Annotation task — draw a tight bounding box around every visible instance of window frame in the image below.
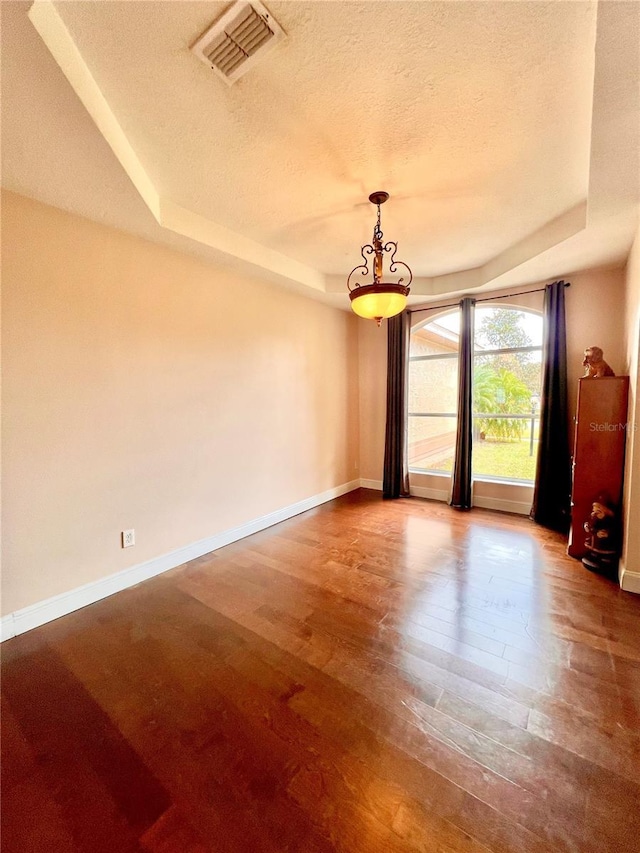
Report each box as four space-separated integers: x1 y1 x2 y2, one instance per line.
408 306 543 483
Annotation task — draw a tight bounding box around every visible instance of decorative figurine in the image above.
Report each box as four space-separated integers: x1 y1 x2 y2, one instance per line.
582 495 620 576
582 346 615 378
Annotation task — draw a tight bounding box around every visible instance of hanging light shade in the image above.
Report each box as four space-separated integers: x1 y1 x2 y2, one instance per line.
347 191 412 326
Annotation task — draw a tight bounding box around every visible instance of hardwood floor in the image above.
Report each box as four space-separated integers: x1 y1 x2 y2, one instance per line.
2 488 640 852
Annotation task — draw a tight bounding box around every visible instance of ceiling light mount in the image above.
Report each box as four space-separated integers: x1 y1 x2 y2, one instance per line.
368 190 389 206
347 191 412 326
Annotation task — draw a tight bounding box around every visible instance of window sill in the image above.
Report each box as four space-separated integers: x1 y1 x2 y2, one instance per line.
409 470 534 489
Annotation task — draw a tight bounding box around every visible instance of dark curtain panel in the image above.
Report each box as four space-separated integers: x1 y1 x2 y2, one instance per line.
383 310 410 499
531 280 571 532
450 297 475 509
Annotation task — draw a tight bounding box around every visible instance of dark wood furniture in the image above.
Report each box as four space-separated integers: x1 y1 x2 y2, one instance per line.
568 376 630 559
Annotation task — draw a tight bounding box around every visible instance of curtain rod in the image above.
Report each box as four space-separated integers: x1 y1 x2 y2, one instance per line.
408 280 571 315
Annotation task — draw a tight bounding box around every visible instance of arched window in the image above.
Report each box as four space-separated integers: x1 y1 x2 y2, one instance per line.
409 306 543 483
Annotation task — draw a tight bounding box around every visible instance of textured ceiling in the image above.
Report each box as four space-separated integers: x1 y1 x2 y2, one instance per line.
2 1 639 305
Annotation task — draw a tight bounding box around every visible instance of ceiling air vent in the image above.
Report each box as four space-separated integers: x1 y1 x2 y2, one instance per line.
191 0 285 85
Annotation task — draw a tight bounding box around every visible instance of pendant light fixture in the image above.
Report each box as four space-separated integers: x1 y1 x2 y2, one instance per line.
347 191 412 326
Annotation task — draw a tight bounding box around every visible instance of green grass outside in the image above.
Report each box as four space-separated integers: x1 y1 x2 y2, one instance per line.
427 438 538 481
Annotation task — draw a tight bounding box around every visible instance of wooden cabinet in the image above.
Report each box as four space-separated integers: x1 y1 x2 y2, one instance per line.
568 376 629 559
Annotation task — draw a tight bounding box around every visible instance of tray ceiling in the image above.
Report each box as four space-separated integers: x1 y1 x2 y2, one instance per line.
2 1 639 304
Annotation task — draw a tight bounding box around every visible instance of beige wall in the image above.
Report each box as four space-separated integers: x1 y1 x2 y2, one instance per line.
358 268 627 502
1 191 360 615
622 224 640 580
564 267 627 433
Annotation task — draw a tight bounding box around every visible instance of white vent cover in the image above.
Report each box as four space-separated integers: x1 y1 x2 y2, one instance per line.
191 0 285 85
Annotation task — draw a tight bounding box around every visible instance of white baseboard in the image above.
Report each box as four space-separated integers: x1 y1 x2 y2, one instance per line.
359 479 382 490
410 484 449 502
359 480 449 502
1 617 17 643
0 479 361 642
410 487 531 514
473 496 532 516
619 562 640 594
359 478 530 515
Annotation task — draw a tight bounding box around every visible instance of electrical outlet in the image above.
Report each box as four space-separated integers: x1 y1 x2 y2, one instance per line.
122 529 135 548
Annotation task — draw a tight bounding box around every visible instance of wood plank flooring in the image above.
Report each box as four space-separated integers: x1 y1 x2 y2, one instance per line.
2 488 640 852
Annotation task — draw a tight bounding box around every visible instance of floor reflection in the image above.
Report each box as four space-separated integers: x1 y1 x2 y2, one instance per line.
398 515 552 690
